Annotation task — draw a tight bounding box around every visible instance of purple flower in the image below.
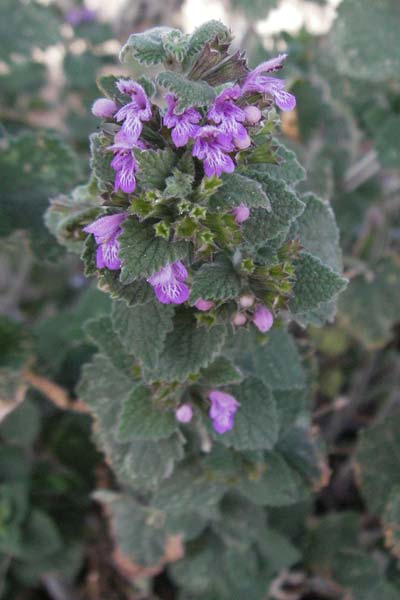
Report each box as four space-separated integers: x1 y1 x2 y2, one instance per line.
66 7 96 26
253 305 274 333
207 85 249 147
108 130 138 194
175 404 193 423
92 98 118 119
163 94 201 147
83 213 126 270
194 299 215 311
192 126 235 178
147 261 189 305
242 54 296 112
114 80 152 141
208 390 240 434
232 203 250 223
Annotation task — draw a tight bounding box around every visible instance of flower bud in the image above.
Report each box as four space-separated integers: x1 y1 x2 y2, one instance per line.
232 312 247 326
239 294 255 308
253 305 274 333
92 98 118 118
234 132 251 150
232 203 250 224
244 105 262 125
175 403 193 423
195 299 215 312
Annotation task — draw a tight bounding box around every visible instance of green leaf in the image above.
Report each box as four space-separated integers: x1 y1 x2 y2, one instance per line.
118 217 189 283
19 510 62 561
117 384 177 442
186 20 232 59
84 315 134 373
136 148 177 191
229 328 306 391
190 259 241 302
0 400 40 448
198 357 242 386
95 493 168 567
97 270 154 306
0 131 79 258
89 132 114 193
151 464 226 514
242 177 305 248
157 72 216 113
217 378 279 451
148 309 226 382
0 317 32 370
162 29 189 62
338 256 400 349
289 252 347 315
356 414 400 515
120 27 172 65
330 0 400 82
112 299 174 370
209 173 271 210
251 139 306 187
236 451 309 506
296 193 342 273
163 169 194 200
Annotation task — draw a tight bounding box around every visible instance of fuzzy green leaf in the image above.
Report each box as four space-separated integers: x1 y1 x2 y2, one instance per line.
217 378 279 451
120 27 171 65
190 259 241 302
112 299 174 369
157 71 216 113
186 20 232 58
89 132 114 192
148 309 226 382
118 217 189 283
209 173 271 210
198 357 242 386
136 148 177 191
117 384 177 442
289 252 347 315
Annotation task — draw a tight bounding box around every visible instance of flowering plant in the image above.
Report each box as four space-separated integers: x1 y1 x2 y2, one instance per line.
46 21 347 595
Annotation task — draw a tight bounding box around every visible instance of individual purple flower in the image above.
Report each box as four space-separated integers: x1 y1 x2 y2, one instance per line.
253 305 274 333
242 54 296 112
192 126 235 178
232 312 247 327
108 130 138 194
114 80 152 141
83 213 126 270
194 299 215 312
163 94 201 147
175 404 193 423
232 203 250 223
208 390 240 434
66 7 96 26
92 98 118 119
147 261 189 305
207 85 249 147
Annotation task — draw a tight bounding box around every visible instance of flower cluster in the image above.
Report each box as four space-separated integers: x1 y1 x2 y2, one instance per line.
175 389 240 435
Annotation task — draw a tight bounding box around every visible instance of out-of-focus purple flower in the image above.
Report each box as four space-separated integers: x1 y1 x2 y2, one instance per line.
175 404 193 423
83 213 126 270
207 85 249 147
194 298 215 311
244 105 262 125
232 203 250 223
92 98 118 119
253 305 274 333
239 294 254 308
66 7 96 26
242 54 296 112
208 390 240 434
163 94 201 147
114 80 152 141
147 261 189 305
192 126 235 178
108 130 138 194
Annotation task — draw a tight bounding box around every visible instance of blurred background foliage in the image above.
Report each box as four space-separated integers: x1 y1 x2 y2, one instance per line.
0 0 399 598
